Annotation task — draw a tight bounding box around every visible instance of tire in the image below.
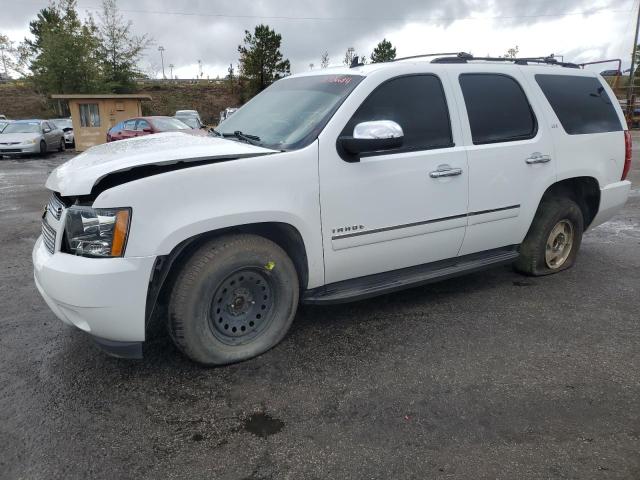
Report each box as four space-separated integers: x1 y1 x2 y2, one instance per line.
58 138 65 152
168 234 299 366
39 140 47 156
514 197 584 276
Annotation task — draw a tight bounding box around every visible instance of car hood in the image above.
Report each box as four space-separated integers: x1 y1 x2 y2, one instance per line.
0 133 40 143
46 132 278 196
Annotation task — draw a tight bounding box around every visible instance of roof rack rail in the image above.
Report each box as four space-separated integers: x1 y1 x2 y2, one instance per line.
392 52 465 62
429 52 580 69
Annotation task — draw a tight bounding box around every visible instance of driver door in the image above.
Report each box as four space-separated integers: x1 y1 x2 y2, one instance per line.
318 73 469 284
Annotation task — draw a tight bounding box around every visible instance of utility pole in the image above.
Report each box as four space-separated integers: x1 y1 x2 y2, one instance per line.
627 1 640 121
197 59 202 79
158 46 166 79
169 64 174 79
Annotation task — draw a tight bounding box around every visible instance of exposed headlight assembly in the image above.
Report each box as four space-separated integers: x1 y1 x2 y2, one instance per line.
64 206 131 257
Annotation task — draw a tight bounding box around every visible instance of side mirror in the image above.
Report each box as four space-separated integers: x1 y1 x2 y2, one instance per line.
142 127 153 133
338 120 404 158
43 128 51 133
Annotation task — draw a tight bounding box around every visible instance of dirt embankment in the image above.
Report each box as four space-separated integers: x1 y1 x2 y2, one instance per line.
0 81 241 123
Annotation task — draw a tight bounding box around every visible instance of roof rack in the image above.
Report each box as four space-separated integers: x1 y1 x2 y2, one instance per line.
390 51 580 69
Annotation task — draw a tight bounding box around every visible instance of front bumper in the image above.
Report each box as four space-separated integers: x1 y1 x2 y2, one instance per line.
590 180 632 229
0 144 39 154
32 237 156 350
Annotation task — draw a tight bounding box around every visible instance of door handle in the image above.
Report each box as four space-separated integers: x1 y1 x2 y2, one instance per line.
429 167 463 178
526 153 551 164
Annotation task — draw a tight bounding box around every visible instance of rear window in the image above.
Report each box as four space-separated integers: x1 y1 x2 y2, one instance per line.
459 74 537 145
535 74 622 135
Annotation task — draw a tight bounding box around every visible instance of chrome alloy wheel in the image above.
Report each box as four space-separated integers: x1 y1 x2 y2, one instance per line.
545 219 574 269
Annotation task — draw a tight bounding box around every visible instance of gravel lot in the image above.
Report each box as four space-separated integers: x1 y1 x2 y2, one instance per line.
1 141 639 480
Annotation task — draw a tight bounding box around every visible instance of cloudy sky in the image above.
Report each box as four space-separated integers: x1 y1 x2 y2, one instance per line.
1 0 638 78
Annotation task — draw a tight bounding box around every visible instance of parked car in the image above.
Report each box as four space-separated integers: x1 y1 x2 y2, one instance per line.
0 114 7 120
50 118 75 147
600 69 621 77
175 109 202 122
0 119 65 157
34 56 631 365
175 115 205 129
219 107 238 124
106 116 207 142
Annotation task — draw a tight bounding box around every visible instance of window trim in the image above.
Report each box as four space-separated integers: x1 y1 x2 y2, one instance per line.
337 73 456 161
459 73 538 146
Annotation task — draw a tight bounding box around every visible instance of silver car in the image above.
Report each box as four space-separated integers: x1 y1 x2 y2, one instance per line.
50 118 75 147
0 119 65 157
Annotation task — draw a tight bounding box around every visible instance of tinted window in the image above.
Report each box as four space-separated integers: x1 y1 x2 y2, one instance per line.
342 75 453 153
459 74 537 145
535 74 622 135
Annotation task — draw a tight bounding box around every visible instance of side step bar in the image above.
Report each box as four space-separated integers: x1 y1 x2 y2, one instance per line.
302 246 520 305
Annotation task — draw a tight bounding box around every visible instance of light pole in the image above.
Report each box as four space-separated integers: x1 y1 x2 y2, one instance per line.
168 64 174 79
197 59 202 79
158 46 166 79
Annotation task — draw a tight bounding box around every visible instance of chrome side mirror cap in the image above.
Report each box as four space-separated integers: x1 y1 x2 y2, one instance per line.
353 120 404 140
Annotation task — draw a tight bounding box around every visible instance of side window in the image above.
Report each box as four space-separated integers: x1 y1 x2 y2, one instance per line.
123 119 137 130
136 119 150 131
341 75 453 153
79 103 100 128
459 74 537 145
535 74 622 135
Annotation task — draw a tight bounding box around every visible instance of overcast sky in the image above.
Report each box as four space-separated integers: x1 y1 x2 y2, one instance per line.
1 0 638 78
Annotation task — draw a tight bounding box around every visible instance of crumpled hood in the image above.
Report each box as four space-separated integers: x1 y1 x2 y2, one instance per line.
0 133 40 144
46 132 277 196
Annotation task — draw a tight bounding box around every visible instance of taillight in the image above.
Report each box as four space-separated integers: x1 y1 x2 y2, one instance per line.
622 130 632 180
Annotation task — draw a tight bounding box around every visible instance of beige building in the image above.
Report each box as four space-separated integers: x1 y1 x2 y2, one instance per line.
51 94 152 151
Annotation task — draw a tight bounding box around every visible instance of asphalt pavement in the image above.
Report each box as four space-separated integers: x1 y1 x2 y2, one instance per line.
0 142 639 479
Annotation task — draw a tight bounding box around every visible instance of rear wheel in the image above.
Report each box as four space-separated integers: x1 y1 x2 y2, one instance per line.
168 234 299 366
514 197 584 276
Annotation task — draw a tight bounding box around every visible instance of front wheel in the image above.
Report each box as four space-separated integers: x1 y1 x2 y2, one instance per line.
58 138 65 152
514 197 584 276
39 140 47 156
168 234 299 365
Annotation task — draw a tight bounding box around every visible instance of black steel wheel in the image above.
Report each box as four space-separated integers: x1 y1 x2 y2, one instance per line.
209 269 275 345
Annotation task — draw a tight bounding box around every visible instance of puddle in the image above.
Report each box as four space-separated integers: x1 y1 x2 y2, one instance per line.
242 412 284 438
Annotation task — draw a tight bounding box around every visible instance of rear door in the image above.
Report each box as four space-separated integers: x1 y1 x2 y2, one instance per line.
135 119 152 137
447 67 557 255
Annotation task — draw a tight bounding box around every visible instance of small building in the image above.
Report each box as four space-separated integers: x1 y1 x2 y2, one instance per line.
50 93 152 151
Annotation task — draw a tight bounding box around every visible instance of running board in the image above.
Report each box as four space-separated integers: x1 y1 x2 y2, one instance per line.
302 246 520 305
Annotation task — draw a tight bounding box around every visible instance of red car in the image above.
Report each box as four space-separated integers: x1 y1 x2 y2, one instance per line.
106 116 208 142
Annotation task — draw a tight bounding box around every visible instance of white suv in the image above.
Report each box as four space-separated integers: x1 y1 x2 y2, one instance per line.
33 54 632 365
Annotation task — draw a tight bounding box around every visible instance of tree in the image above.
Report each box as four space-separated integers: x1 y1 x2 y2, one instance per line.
238 24 290 95
25 0 103 93
320 50 329 69
370 38 396 63
503 45 519 59
96 0 151 92
0 34 29 78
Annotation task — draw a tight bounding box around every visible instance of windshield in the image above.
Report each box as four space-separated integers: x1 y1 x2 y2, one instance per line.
152 117 191 131
52 119 72 129
177 116 199 128
217 74 363 150
0 121 9 132
2 122 41 134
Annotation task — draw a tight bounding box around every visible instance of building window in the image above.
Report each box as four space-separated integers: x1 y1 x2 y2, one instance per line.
79 103 100 127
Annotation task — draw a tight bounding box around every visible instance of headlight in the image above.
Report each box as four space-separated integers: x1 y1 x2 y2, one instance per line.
23 138 37 145
64 207 131 257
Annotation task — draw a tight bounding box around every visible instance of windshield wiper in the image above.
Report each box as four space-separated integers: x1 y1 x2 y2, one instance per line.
211 128 223 137
221 130 262 146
